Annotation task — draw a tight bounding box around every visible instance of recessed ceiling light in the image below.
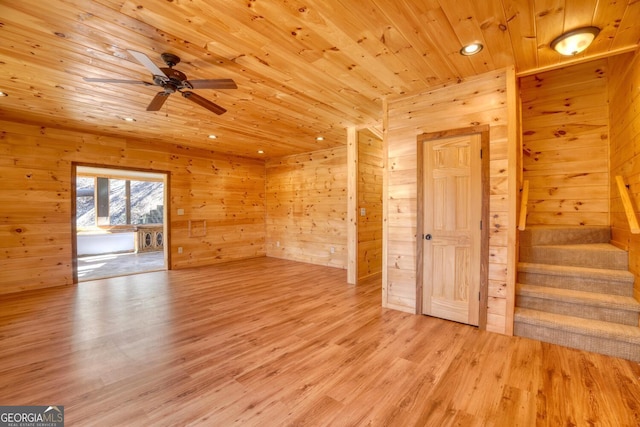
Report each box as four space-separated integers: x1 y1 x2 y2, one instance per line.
0 91 7 97
460 43 483 56
551 26 600 56
257 150 264 154
208 134 217 139
123 117 136 122
316 136 324 141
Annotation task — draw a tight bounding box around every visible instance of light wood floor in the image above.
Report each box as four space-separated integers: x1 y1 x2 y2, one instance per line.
77 251 165 281
1 258 639 426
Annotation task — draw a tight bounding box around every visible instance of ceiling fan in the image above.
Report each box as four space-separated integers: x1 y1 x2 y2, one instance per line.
83 50 237 115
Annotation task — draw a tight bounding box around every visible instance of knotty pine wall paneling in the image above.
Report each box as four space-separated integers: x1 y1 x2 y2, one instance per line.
0 121 266 294
384 68 515 334
608 50 640 301
520 59 610 227
265 146 348 269
357 129 383 282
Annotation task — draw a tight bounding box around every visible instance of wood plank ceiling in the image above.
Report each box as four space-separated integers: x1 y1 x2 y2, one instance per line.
1 0 639 159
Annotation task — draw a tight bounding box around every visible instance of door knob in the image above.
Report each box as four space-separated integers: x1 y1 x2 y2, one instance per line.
425 234 432 240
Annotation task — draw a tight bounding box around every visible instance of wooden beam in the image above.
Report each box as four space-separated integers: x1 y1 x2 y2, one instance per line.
506 65 519 336
516 45 639 77
381 98 390 307
347 126 358 285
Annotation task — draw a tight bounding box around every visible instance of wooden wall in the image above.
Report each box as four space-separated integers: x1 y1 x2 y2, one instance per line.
520 59 610 227
0 120 266 294
357 129 383 281
608 50 640 301
265 147 348 269
384 68 516 334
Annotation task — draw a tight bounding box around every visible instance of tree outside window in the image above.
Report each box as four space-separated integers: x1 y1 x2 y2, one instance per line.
76 176 164 229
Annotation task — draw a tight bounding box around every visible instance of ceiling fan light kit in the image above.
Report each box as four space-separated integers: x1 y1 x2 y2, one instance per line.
83 50 237 115
551 26 600 56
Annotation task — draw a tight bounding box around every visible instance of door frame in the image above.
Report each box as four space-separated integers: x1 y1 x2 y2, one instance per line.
416 125 490 329
71 162 171 284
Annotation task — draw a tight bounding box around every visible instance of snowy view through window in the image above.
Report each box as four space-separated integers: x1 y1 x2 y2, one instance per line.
76 177 164 227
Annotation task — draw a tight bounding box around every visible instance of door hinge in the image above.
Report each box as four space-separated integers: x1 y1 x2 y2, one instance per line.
480 149 483 159
480 220 482 230
478 292 481 301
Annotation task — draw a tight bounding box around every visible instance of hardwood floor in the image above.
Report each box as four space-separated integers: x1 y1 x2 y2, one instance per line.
77 251 166 281
1 257 639 426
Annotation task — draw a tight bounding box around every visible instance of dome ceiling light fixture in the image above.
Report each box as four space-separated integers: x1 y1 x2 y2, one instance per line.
459 43 483 56
550 26 600 56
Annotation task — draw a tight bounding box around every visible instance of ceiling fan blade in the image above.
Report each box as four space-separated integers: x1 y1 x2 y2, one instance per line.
186 79 238 90
83 77 153 85
127 50 167 77
182 91 227 115
147 92 170 111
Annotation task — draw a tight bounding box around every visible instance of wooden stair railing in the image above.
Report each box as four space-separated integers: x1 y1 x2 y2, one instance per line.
518 180 529 231
616 176 640 234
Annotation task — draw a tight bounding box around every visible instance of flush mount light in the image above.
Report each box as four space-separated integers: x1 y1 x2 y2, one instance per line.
460 43 483 56
208 134 217 139
0 91 7 97
316 136 324 141
551 26 600 56
123 117 136 122
257 150 265 154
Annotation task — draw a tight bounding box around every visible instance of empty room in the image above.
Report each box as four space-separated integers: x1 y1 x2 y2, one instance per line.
1 1 640 425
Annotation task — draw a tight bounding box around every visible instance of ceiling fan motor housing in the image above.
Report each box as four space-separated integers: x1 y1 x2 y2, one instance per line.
154 68 190 91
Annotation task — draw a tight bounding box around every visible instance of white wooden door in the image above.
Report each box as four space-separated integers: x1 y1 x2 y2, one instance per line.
422 134 481 326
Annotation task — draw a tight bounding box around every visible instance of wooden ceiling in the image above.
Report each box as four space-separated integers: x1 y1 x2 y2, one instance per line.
1 0 639 159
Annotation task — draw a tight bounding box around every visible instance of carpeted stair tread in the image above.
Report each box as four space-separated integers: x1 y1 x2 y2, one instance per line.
520 225 611 246
516 283 640 312
518 262 634 282
519 243 628 270
539 243 627 251
515 307 640 344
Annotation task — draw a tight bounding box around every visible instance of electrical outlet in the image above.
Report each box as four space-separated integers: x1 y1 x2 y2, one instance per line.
330 246 335 254
360 207 366 216
177 208 184 216
178 247 183 254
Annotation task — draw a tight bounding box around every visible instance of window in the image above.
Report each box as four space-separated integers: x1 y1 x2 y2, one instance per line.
76 175 164 229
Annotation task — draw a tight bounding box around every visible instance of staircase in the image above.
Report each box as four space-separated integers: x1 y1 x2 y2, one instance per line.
514 226 640 362
141 204 164 224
